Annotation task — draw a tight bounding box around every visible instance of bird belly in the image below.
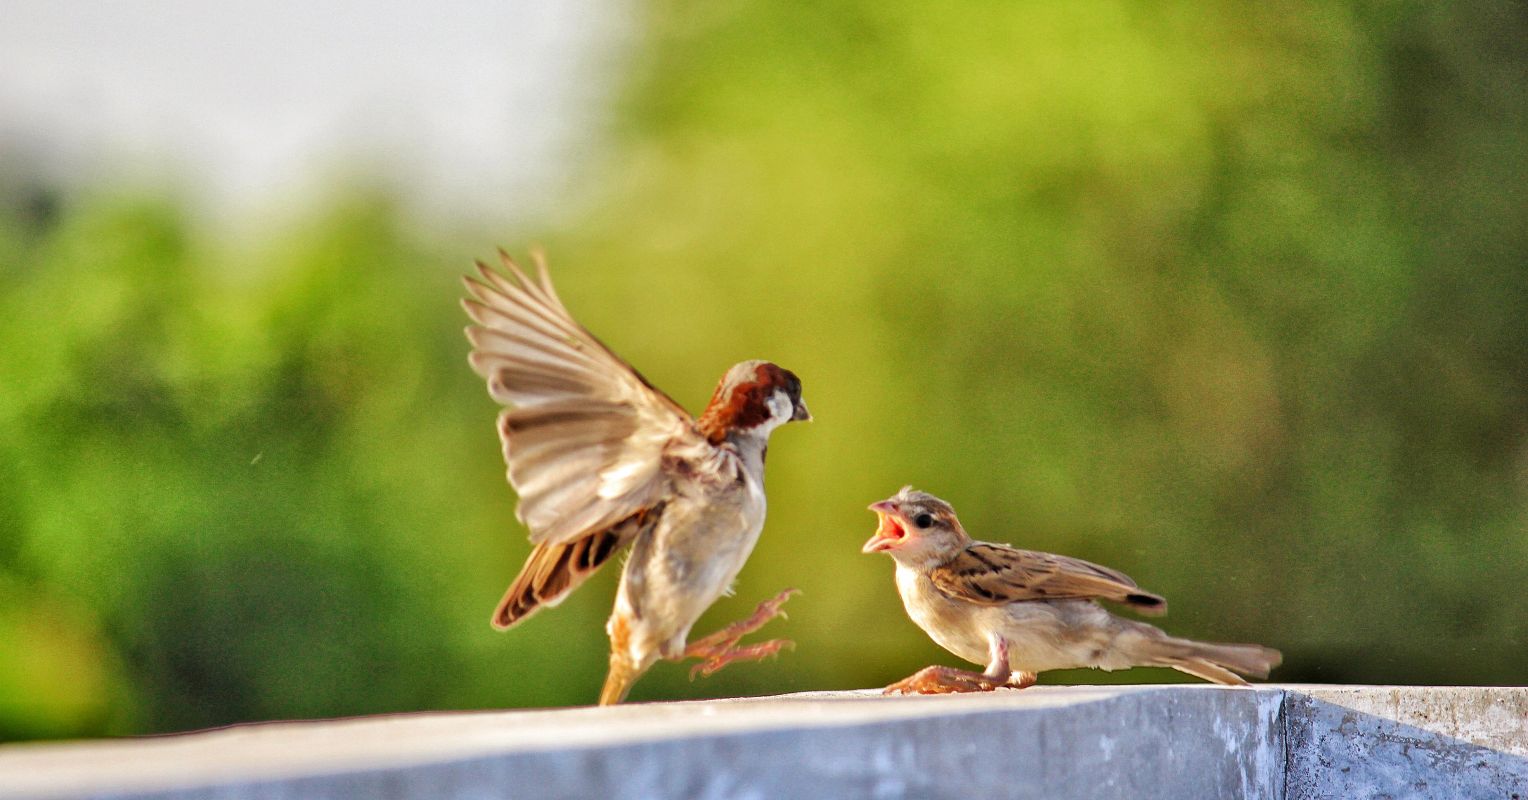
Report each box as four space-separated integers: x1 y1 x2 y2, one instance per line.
614 481 765 662
995 600 1126 674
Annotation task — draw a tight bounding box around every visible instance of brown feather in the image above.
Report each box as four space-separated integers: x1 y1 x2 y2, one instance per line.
491 503 664 630
463 251 704 547
1140 638 1282 684
930 542 1168 615
695 362 803 444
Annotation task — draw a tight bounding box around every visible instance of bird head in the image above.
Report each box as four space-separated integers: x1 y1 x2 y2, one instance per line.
864 487 970 566
696 360 810 444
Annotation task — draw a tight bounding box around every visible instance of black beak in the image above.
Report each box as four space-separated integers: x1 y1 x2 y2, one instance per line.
792 399 812 422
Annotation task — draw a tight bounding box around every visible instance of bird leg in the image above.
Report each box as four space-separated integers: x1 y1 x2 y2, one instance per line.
982 634 1012 683
682 588 799 680
997 630 1036 689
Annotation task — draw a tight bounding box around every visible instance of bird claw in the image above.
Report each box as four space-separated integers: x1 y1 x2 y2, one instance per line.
681 588 799 680
683 588 798 656
883 666 1031 695
688 639 795 680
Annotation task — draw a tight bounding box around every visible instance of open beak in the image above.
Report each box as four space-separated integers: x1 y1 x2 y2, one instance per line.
792 399 812 422
863 500 907 553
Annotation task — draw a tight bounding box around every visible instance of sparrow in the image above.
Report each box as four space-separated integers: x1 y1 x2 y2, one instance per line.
462 250 811 705
863 487 1281 693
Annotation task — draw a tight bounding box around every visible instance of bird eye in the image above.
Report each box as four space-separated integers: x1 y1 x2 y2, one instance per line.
914 513 934 529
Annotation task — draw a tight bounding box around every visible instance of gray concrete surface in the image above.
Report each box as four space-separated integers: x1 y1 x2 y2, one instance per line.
0 685 1522 800
1284 686 1528 799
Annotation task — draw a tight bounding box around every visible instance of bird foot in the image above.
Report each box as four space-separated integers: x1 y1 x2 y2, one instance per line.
883 666 1037 695
688 638 795 680
681 588 799 679
683 588 798 656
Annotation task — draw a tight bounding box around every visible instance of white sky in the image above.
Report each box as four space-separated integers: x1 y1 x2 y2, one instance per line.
0 0 632 227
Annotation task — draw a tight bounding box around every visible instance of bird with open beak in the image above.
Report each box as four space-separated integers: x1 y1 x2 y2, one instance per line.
864 487 1281 694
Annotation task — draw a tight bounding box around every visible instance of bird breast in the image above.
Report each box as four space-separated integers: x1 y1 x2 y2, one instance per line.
615 453 768 655
894 565 993 666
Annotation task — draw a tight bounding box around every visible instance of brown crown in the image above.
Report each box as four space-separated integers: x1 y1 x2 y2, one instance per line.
696 361 801 444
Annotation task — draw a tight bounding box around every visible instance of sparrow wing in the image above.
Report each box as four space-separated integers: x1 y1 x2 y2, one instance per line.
463 250 705 547
491 502 665 629
929 542 1167 615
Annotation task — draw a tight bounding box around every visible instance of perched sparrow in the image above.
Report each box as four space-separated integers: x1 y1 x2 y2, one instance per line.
864 487 1281 693
462 250 811 705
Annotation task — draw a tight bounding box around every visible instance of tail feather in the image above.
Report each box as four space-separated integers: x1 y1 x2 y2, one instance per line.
1164 657 1250 686
1146 637 1282 686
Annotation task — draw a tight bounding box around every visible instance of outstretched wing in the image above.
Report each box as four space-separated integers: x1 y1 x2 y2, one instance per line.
929 542 1167 615
463 250 705 547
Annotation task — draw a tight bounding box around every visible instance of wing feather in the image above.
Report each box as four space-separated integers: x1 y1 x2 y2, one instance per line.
464 251 705 546
930 542 1168 615
492 503 665 629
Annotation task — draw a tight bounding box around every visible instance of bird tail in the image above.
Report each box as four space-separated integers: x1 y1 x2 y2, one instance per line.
1143 636 1283 686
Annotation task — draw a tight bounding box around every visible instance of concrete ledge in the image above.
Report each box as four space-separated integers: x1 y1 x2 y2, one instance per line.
1 686 1523 799
1284 686 1528 799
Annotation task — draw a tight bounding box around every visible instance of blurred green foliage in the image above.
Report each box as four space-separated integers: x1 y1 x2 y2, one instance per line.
1 1 1524 740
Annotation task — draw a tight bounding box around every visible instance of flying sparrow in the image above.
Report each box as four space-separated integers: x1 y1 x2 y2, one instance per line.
864 487 1281 693
462 250 811 705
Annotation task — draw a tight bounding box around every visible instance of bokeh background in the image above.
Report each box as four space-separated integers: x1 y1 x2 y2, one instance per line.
2 1 1524 741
